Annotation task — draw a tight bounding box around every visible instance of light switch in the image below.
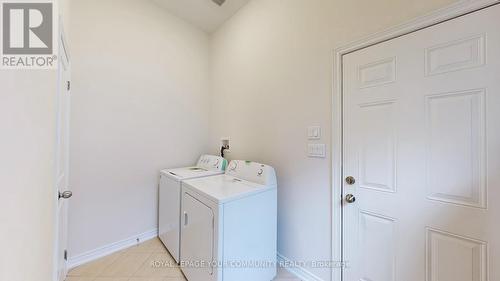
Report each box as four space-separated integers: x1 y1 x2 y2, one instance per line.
307 126 321 140
308 144 326 158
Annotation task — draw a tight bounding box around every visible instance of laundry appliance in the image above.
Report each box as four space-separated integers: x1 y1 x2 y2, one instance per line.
159 155 227 263
180 160 277 281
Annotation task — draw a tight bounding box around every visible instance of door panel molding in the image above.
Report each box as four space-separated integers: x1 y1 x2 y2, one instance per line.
358 57 397 88
332 1 499 281
425 88 487 209
426 227 487 281
358 210 397 281
357 100 398 194
424 34 486 76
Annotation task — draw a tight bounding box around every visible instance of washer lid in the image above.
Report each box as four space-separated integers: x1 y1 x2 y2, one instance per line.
183 174 276 204
160 155 227 180
161 167 224 181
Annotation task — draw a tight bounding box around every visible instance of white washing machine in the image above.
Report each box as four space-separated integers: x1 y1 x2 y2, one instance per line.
180 160 277 281
159 155 227 263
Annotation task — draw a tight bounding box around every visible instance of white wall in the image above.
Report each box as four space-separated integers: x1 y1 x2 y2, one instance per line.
209 0 456 279
68 0 211 258
0 71 57 281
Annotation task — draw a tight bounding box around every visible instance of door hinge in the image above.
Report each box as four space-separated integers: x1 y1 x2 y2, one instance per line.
64 250 68 261
67 81 71 91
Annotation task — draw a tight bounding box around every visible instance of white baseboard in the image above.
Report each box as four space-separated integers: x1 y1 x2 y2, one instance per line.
277 253 324 281
67 228 158 269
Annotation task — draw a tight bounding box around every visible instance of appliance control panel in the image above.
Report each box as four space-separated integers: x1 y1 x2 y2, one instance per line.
225 160 277 186
197 155 228 172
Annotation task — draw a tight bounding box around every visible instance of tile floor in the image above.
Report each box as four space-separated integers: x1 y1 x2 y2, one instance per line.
66 238 301 281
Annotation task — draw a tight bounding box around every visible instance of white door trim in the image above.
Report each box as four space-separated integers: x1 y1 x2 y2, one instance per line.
331 1 500 281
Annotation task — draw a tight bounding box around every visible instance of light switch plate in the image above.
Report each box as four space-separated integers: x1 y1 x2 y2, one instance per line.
308 143 326 158
307 126 321 140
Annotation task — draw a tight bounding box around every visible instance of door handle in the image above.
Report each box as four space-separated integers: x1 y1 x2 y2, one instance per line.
345 194 356 203
59 191 72 199
345 176 356 185
184 212 188 226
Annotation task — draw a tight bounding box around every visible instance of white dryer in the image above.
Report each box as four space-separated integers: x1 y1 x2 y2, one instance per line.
180 160 277 281
159 155 227 263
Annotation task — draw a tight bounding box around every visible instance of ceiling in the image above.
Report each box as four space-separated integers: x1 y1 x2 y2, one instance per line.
153 0 252 33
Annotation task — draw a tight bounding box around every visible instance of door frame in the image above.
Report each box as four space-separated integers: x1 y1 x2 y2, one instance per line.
330 1 499 280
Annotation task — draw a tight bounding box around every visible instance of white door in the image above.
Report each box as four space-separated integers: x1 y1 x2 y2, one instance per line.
158 174 181 263
56 31 72 281
181 192 215 281
342 5 499 281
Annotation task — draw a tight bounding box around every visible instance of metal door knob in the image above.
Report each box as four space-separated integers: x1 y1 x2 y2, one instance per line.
59 190 73 199
345 176 356 185
345 194 356 203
